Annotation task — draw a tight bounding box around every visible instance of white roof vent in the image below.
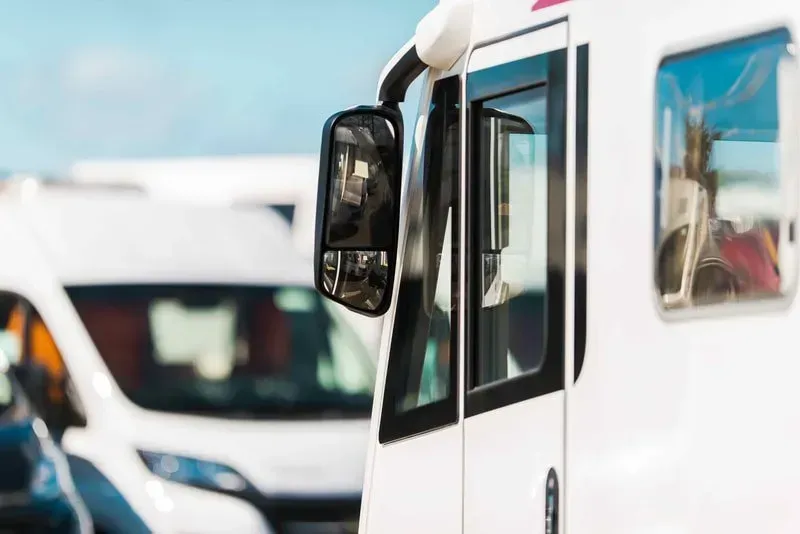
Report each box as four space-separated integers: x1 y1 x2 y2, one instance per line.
415 0 474 71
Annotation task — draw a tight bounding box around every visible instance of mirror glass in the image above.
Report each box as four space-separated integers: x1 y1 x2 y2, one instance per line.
321 250 389 312
325 114 397 249
319 110 399 313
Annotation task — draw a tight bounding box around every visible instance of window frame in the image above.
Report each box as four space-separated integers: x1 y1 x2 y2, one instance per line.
574 43 589 384
464 49 568 418
378 75 461 444
652 27 798 321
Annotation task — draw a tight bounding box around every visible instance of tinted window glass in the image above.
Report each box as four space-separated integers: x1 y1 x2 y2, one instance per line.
66 284 375 419
655 30 794 309
473 86 548 388
379 76 460 442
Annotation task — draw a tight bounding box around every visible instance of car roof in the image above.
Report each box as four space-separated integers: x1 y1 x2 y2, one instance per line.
0 187 313 287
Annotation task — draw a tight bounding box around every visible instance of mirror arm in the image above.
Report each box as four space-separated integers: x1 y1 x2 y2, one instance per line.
377 44 426 104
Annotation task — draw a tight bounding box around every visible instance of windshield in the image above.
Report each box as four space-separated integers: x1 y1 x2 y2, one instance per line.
65 284 375 419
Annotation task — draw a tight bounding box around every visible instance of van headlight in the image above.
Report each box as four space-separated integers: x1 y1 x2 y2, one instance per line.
137 450 255 494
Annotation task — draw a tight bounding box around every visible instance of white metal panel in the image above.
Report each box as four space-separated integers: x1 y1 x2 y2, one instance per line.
364 426 462 534
71 154 320 260
0 191 312 286
469 0 571 49
468 22 568 72
569 1 800 534
463 394 564 532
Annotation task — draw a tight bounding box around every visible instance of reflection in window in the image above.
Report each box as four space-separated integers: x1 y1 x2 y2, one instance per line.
655 30 794 310
326 114 397 250
475 86 548 388
382 76 459 414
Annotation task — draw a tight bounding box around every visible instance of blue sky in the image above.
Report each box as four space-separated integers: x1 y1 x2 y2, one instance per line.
0 0 434 173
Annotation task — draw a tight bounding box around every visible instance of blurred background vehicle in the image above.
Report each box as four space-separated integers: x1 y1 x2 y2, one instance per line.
70 155 317 256
68 155 383 356
0 349 92 533
0 177 373 534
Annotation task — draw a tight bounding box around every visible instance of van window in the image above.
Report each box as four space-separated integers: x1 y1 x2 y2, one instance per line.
474 86 548 387
464 48 567 416
66 284 375 418
378 75 460 443
655 29 794 310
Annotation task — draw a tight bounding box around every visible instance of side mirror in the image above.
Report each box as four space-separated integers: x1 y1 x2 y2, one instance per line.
483 108 535 136
479 107 536 308
314 106 403 317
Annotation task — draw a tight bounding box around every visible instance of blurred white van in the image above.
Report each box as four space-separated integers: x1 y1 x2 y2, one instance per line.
69 155 383 358
0 177 372 534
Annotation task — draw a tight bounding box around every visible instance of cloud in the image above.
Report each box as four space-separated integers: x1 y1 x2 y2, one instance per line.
6 46 207 159
61 47 204 142
62 47 161 98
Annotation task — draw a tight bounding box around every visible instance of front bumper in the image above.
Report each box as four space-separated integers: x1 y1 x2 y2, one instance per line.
163 482 361 534
241 493 361 534
158 480 274 534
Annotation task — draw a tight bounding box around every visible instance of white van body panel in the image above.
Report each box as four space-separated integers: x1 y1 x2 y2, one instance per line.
0 188 371 534
354 0 800 533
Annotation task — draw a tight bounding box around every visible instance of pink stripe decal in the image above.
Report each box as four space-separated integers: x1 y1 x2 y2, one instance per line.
532 0 569 11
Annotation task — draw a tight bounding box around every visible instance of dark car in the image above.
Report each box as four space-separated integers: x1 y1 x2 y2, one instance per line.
0 356 91 533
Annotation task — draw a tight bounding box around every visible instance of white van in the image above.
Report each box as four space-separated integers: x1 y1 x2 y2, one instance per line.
0 178 372 534
308 0 800 532
69 156 384 357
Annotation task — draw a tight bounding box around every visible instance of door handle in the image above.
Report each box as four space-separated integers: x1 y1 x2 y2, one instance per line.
545 467 559 534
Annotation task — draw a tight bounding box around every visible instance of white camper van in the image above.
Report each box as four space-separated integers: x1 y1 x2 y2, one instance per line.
309 0 800 532
0 178 372 534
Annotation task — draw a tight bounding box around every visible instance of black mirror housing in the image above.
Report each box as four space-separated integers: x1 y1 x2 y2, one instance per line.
314 105 404 317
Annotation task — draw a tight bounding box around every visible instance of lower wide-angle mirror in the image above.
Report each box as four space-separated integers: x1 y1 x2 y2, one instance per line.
314 106 403 316
321 250 389 311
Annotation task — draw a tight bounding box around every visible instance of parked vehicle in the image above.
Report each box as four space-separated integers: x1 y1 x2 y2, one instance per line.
309 0 800 532
68 156 384 359
0 177 372 533
0 350 92 533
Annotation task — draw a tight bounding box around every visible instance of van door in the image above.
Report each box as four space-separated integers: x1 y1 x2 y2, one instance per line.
462 21 569 534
